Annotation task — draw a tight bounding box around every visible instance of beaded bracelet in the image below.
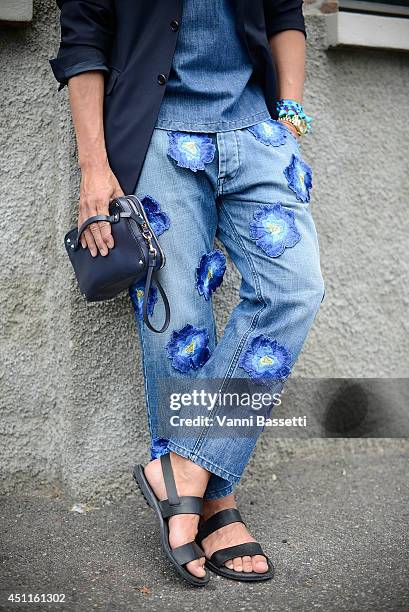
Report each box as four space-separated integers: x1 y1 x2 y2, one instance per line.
276 98 313 137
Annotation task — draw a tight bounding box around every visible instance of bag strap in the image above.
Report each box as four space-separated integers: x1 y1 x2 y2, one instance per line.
74 211 131 249
143 252 170 334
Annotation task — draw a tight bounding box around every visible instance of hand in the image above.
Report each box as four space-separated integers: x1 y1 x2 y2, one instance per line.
281 120 300 141
78 162 124 257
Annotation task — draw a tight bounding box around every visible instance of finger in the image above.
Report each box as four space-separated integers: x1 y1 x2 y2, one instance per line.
90 222 108 256
94 198 115 249
77 216 88 250
98 220 114 249
77 210 88 249
84 228 98 257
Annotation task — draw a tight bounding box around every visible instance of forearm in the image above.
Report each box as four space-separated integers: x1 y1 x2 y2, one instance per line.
68 71 108 170
67 71 123 257
269 30 306 104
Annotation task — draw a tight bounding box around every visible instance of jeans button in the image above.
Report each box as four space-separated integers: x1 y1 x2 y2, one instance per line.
157 73 167 85
170 19 179 31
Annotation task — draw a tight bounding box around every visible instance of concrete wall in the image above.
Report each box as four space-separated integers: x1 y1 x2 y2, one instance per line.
1 1 408 501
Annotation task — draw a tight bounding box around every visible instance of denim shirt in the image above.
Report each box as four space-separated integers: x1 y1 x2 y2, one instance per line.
155 0 271 133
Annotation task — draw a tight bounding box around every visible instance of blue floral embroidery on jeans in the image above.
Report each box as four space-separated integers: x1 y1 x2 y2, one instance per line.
284 154 313 203
240 335 292 381
150 438 169 460
247 119 288 146
129 278 158 320
167 132 216 172
249 203 301 258
196 250 227 300
166 324 211 373
141 195 170 236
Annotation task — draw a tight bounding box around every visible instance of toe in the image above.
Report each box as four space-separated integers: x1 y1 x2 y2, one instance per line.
186 557 206 579
242 555 253 573
233 557 243 573
252 554 268 573
225 560 234 570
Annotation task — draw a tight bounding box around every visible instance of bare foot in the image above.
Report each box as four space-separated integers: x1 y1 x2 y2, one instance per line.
144 453 210 579
201 493 268 573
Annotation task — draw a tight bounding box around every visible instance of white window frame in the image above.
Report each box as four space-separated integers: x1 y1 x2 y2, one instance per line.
325 2 409 52
0 0 33 23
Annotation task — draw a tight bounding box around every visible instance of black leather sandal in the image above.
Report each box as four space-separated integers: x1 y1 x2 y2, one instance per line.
133 454 210 587
196 508 274 582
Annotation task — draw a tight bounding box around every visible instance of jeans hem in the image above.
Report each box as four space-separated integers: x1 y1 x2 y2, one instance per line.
203 483 234 501
166 440 241 486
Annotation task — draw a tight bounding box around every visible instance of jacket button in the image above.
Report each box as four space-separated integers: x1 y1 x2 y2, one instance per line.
170 19 179 31
157 73 167 85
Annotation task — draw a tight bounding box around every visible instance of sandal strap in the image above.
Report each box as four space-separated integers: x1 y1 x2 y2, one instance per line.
210 542 265 567
159 455 203 517
172 541 205 566
197 508 244 544
160 453 179 506
159 495 203 518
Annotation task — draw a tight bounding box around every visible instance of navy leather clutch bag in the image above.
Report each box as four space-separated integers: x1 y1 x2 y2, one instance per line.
64 195 170 333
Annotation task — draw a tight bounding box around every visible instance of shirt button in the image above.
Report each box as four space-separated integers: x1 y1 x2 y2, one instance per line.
170 19 179 31
157 74 167 85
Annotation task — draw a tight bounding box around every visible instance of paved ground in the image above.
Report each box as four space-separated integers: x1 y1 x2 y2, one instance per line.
1 444 408 612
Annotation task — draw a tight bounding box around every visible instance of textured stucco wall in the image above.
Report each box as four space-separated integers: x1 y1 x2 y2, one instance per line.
0 1 408 500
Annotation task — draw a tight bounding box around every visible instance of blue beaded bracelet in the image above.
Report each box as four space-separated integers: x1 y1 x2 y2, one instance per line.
276 98 313 134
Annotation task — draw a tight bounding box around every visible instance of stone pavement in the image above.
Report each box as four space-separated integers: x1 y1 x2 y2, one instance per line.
1 442 408 611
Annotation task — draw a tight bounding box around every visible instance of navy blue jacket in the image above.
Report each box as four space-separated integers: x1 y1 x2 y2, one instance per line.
50 1 306 194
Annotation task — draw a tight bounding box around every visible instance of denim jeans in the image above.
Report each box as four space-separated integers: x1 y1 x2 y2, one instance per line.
130 122 324 500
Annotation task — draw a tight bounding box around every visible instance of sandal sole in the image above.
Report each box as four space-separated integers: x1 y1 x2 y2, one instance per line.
132 464 210 587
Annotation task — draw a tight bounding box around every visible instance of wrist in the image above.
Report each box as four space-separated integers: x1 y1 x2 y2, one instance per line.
79 154 110 172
